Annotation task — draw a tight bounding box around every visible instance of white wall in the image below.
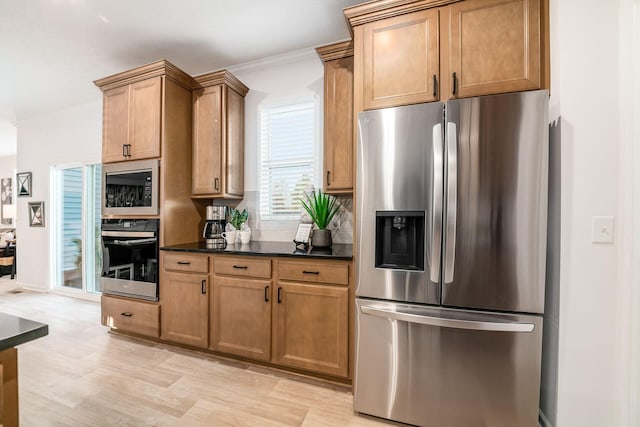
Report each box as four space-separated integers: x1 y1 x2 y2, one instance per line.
0 155 16 179
16 100 101 291
551 0 636 425
227 49 330 242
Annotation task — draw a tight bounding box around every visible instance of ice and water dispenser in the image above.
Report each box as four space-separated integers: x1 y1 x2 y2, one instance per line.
375 211 425 271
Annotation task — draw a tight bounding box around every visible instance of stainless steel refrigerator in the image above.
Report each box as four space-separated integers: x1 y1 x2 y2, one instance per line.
354 90 548 427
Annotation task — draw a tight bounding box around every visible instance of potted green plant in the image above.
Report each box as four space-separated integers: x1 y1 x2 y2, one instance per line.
228 208 248 230
300 189 341 247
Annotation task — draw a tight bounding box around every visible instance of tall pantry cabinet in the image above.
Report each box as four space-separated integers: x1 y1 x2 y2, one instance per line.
94 59 203 247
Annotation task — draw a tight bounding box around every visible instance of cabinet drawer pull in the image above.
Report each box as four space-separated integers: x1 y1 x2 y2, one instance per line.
264 285 270 302
452 72 458 96
277 287 282 304
433 74 437 98
215 177 220 191
327 170 331 186
120 312 133 317
233 265 248 270
201 280 207 295
302 270 320 275
177 261 191 265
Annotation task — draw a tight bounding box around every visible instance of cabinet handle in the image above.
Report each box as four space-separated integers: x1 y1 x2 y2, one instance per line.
233 265 248 270
122 144 128 157
264 285 270 302
302 270 320 275
433 74 437 98
277 287 282 303
326 170 331 186
201 280 206 295
120 312 133 317
215 177 220 191
177 261 191 265
452 72 458 96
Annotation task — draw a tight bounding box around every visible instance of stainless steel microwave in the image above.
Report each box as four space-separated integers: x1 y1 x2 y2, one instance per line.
102 159 159 216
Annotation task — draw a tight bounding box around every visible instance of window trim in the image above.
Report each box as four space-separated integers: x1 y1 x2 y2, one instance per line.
258 95 321 222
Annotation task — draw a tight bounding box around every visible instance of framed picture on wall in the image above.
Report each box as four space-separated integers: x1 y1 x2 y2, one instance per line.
28 201 44 227
17 172 32 197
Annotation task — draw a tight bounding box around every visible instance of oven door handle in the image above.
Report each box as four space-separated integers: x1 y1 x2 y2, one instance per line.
110 238 157 246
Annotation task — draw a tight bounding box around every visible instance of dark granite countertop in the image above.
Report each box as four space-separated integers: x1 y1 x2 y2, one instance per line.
161 241 353 260
0 313 48 352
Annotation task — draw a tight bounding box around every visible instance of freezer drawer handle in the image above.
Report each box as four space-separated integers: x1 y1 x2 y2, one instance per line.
360 305 534 333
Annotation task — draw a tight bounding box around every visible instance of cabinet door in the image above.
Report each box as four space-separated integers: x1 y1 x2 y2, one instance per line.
211 276 272 361
102 85 130 163
192 86 223 195
362 8 439 110
225 89 244 197
161 272 209 348
273 282 348 378
445 0 541 98
128 76 162 160
324 57 354 192
0 348 18 427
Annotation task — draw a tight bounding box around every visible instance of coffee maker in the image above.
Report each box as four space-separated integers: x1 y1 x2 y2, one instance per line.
203 206 227 249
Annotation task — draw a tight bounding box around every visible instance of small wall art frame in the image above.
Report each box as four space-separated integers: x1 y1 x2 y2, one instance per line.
28 201 45 227
17 172 32 197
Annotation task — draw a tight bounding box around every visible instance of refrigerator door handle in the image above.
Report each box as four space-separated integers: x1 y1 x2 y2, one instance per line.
444 122 458 284
430 123 444 283
360 305 535 333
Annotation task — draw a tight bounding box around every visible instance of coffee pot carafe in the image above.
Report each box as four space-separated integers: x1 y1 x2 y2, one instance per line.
203 206 227 249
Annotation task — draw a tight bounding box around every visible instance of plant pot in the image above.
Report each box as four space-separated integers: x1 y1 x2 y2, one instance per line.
311 229 332 248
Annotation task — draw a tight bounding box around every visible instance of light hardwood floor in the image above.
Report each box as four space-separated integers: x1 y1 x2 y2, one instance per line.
0 288 395 426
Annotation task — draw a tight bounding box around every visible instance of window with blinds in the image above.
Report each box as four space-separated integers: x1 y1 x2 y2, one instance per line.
259 99 316 220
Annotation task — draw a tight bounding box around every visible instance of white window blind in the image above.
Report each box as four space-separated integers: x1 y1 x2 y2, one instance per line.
260 100 316 220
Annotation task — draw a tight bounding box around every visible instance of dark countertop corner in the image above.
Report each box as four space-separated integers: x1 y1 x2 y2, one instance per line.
161 240 353 260
0 313 49 352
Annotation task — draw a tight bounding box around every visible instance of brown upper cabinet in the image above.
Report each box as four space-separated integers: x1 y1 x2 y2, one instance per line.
316 41 354 193
192 71 249 199
95 60 193 163
345 0 548 109
361 8 440 110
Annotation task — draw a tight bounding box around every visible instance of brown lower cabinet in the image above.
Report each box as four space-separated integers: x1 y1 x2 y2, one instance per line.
0 348 18 427
105 252 352 382
272 282 349 378
211 275 272 361
160 252 210 348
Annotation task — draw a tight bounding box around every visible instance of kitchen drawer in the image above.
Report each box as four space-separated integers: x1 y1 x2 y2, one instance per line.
278 260 349 286
162 252 209 274
101 295 160 337
214 256 271 279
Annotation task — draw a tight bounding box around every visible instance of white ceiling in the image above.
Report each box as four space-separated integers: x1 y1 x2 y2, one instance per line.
0 0 364 154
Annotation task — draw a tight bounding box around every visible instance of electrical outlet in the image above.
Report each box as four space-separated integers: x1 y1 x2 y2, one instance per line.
591 216 615 244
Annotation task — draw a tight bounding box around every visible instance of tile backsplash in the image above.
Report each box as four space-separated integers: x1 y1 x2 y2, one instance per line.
217 191 353 244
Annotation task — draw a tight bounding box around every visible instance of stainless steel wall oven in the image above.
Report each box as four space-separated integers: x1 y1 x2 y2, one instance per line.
101 219 159 301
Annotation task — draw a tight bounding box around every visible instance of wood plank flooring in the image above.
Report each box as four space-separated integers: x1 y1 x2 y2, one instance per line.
0 289 395 426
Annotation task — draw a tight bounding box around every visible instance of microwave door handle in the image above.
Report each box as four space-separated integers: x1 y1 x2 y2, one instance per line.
430 123 444 283
444 122 458 284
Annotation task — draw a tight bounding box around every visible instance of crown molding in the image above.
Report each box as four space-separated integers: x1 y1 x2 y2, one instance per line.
93 59 194 92
226 48 319 75
344 0 460 30
192 70 249 96
315 40 354 62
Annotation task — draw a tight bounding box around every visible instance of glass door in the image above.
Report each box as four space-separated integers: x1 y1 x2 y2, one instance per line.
51 164 102 295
